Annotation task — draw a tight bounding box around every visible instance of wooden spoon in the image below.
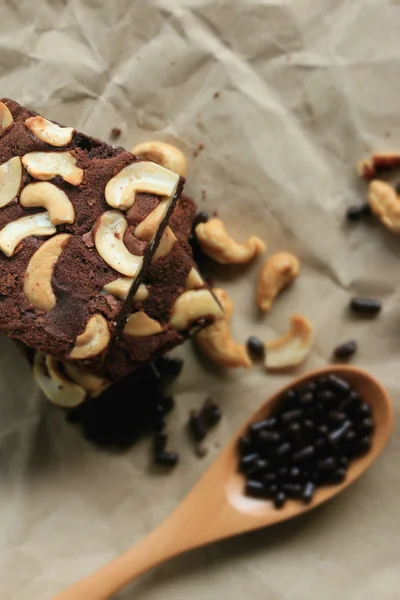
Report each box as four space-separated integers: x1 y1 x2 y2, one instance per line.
54 365 393 600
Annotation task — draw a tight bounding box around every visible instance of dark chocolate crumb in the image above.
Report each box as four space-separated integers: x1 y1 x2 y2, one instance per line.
66 358 180 452
188 410 207 442
195 443 209 458
213 91 220 98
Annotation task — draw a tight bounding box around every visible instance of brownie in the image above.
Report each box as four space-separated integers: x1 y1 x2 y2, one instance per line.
0 98 183 367
30 196 222 405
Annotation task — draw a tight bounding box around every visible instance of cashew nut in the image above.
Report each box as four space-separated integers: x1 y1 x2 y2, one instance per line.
0 101 13 134
33 352 86 408
20 182 75 225
131 141 187 177
257 252 300 312
133 199 170 243
94 210 143 277
22 151 84 186
25 116 74 147
123 311 163 337
368 179 400 234
69 314 111 360
196 288 251 368
357 152 400 179
0 211 56 257
64 363 110 398
105 161 179 211
102 276 134 300
170 288 224 331
0 156 22 208
185 267 204 290
133 283 149 303
265 314 313 370
24 233 70 310
195 218 266 264
152 226 177 260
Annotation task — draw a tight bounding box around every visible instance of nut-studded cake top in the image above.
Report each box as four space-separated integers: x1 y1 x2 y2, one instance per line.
0 98 183 365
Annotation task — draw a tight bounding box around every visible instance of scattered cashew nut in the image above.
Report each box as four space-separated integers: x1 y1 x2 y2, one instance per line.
33 352 86 408
20 182 75 225
24 233 71 310
131 141 187 177
170 288 223 331
265 314 313 370
94 210 143 277
257 252 300 312
69 314 111 360
0 156 22 208
105 161 179 211
64 362 110 398
25 116 74 147
368 179 400 234
195 218 266 264
357 152 400 179
196 288 251 368
0 101 14 134
0 211 56 257
22 151 84 186
123 311 163 337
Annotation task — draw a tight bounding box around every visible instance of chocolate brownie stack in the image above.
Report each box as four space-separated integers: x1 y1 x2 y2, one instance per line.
0 99 222 409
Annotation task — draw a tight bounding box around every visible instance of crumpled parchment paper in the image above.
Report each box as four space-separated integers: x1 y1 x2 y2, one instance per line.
1 0 400 598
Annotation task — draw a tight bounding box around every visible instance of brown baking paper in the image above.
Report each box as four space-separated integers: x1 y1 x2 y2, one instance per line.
1 0 400 598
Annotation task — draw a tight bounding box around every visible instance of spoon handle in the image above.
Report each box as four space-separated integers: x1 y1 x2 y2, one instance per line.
53 453 242 600
52 508 195 600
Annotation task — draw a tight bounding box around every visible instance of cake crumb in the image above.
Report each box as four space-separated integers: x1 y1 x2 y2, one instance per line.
193 143 204 158
111 127 122 139
201 189 206 200
213 91 220 98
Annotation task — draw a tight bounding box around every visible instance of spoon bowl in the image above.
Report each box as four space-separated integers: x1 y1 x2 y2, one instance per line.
226 364 393 523
55 365 393 600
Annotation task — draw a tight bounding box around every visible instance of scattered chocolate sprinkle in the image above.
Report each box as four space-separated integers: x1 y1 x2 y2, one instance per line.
247 336 265 360
350 297 381 316
333 340 357 360
201 397 222 427
154 451 179 467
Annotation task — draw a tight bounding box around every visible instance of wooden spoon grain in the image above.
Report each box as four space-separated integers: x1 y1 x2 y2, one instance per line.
54 365 393 600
